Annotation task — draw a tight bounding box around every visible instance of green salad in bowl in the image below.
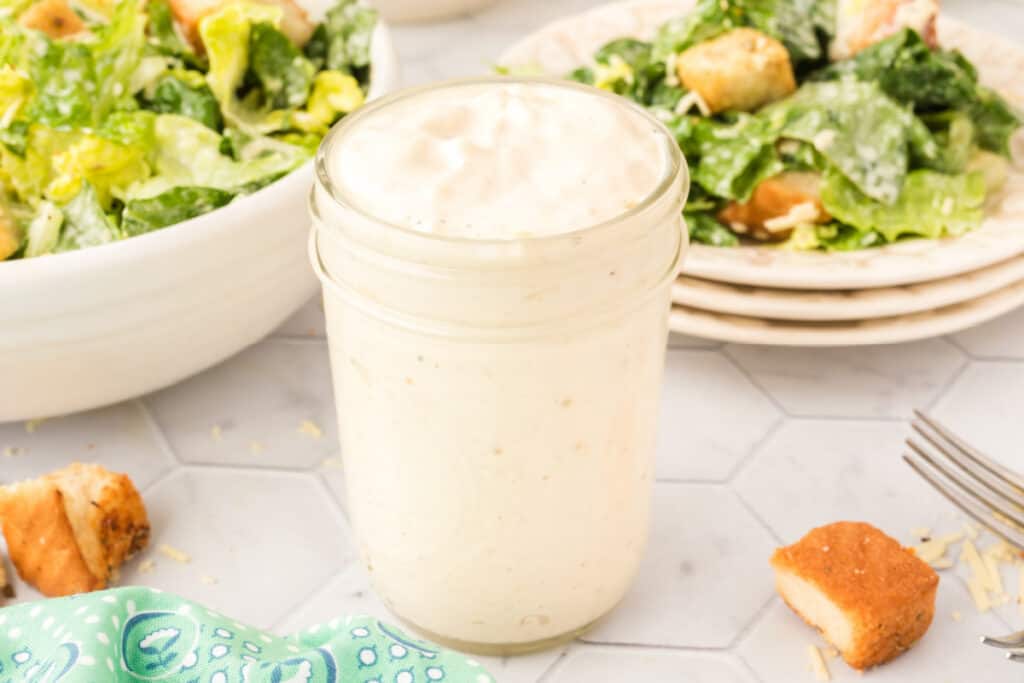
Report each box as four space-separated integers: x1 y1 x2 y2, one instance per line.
565 0 1022 252
0 0 376 261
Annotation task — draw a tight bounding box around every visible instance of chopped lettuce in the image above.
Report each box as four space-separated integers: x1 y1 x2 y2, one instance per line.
126 114 308 199
822 169 986 243
687 211 740 246
764 81 927 204
249 22 317 110
122 186 235 236
141 71 223 131
306 0 377 79
669 113 783 201
55 184 119 253
0 65 30 128
293 70 365 133
146 0 201 67
25 40 98 130
92 0 148 122
23 200 62 258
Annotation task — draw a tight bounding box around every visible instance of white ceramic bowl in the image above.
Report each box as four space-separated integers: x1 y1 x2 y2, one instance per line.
0 12 399 422
371 0 498 23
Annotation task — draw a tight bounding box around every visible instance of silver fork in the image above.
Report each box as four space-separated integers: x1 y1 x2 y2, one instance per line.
903 410 1024 662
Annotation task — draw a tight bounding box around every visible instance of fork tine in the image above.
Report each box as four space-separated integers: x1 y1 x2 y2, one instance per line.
903 453 1024 552
911 421 1024 511
982 632 1024 649
906 439 1024 530
914 411 1024 493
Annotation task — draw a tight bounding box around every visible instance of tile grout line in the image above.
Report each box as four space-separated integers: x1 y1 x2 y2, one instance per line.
727 593 780 652
723 416 786 485
923 353 971 412
731 487 785 547
134 398 184 467
534 646 571 683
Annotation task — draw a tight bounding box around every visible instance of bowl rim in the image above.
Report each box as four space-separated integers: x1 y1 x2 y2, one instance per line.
0 19 399 288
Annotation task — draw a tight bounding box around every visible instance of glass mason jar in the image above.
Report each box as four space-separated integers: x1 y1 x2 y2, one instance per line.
309 78 689 655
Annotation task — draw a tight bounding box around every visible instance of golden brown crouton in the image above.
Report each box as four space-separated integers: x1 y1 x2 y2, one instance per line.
676 28 796 114
172 0 315 49
17 0 86 39
718 172 830 241
0 463 150 598
771 522 939 671
831 0 938 60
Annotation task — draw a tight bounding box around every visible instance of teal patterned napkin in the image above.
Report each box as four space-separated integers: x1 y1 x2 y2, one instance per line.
0 587 494 682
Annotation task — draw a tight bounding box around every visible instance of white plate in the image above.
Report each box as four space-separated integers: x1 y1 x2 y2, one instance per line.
673 253 1024 321
0 7 400 422
669 278 1024 346
500 0 1024 290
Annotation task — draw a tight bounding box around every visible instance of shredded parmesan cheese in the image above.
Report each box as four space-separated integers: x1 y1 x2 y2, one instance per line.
138 559 155 575
812 129 837 150
951 611 962 622
210 425 223 441
963 539 997 592
763 202 820 232
201 575 219 585
967 576 992 613
158 544 192 564
807 644 831 682
911 527 931 539
674 90 711 117
249 441 265 455
1019 564 1024 617
24 418 46 434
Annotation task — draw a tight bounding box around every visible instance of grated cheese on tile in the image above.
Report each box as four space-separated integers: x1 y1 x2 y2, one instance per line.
807 644 831 682
24 418 46 434
964 522 980 540
211 425 223 441
967 575 992 613
249 441 265 455
951 611 962 622
138 559 155 575
298 420 323 439
1018 565 1024 617
983 553 1005 594
158 544 192 564
201 575 218 585
2 446 20 457
931 558 954 570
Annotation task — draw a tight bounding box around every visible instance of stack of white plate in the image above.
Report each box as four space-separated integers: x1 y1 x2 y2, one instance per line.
502 0 1024 346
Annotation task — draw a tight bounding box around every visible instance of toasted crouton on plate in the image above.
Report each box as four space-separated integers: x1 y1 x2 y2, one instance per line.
0 463 150 598
832 0 939 61
718 172 831 241
171 0 315 49
771 521 938 671
17 0 86 39
675 27 796 114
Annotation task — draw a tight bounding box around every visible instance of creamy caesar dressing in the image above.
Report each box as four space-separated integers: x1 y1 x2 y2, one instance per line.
312 79 687 653
328 81 670 239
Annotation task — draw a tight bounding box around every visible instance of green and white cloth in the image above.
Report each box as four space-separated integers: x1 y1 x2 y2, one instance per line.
0 587 494 683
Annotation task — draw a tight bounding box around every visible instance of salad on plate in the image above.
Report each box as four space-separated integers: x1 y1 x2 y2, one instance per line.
566 0 1023 251
0 0 376 260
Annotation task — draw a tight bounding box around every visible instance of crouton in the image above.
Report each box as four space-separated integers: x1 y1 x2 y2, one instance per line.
171 0 315 49
771 522 939 671
0 463 150 598
0 555 12 600
17 0 86 39
718 172 830 241
675 28 796 114
831 0 939 61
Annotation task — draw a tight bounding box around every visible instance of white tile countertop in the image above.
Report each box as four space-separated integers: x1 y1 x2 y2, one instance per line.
5 1 1024 681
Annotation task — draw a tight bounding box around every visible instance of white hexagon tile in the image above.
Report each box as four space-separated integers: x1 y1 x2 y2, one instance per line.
656 350 781 482
726 340 966 418
734 420 955 542
542 648 755 683
582 483 777 649
144 339 339 469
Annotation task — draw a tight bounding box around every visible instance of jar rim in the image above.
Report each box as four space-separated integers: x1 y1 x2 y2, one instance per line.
314 76 689 250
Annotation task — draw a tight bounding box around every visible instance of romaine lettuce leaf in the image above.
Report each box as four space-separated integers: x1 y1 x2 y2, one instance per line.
24 40 98 129
55 183 119 252
292 70 364 133
0 65 30 128
23 200 62 257
141 71 222 131
821 169 986 243
122 186 234 236
307 0 376 78
764 81 924 204
49 130 150 205
92 0 148 122
146 0 202 67
972 86 1022 157
96 109 157 150
672 113 783 201
198 1 288 134
249 22 317 109
126 114 308 198
687 211 739 246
